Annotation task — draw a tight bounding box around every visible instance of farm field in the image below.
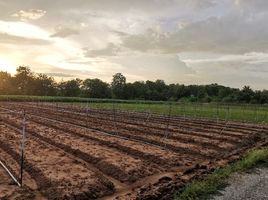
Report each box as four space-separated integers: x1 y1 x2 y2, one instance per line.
1 95 267 124
71 102 268 124
0 102 268 200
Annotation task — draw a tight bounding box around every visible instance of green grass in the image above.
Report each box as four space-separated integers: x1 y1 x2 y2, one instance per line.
174 147 268 200
74 102 268 124
1 95 267 124
0 95 131 103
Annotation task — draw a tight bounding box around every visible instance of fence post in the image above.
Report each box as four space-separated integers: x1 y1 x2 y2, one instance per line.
194 103 196 118
20 110 26 186
86 101 89 127
255 105 258 123
183 103 186 120
113 103 118 135
216 103 219 124
162 103 172 145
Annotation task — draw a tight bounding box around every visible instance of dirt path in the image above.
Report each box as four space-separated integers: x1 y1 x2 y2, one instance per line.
213 167 268 200
0 165 15 198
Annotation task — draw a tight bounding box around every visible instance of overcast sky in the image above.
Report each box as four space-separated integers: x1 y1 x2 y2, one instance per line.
0 0 267 89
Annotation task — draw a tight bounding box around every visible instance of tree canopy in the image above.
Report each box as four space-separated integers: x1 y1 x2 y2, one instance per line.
0 66 267 104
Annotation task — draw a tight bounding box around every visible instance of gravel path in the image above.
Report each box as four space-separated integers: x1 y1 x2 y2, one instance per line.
213 167 268 200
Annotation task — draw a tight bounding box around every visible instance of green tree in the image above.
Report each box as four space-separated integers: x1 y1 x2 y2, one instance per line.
123 83 136 99
111 73 126 99
33 74 57 96
144 80 168 101
58 79 82 97
239 86 254 103
260 90 268 104
82 78 111 98
205 84 219 97
1 66 267 104
13 66 35 95
131 81 148 100
175 84 191 99
0 71 13 94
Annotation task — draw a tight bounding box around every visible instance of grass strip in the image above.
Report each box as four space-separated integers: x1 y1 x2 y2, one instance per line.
1 95 267 124
174 147 268 200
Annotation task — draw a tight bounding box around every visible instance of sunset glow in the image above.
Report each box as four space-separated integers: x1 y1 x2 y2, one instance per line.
0 0 267 89
0 1 268 199
0 58 16 74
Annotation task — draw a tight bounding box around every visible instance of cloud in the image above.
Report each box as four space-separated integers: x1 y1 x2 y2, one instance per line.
119 13 268 55
0 33 51 45
11 0 215 15
12 9 46 21
182 52 268 64
84 43 121 57
0 20 49 40
109 54 195 82
0 0 267 90
0 20 52 48
192 0 217 9
181 52 268 89
50 26 79 38
44 72 75 78
235 0 268 12
29 64 97 80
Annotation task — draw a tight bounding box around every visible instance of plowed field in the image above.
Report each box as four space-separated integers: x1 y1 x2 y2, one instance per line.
0 102 267 200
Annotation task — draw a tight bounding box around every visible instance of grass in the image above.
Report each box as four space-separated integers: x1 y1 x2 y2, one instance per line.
174 147 268 200
69 102 268 124
0 95 267 124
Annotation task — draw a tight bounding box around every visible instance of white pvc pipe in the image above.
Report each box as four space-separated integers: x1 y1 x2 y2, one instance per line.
0 160 21 187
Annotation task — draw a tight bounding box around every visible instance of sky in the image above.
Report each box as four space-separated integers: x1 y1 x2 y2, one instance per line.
0 0 267 90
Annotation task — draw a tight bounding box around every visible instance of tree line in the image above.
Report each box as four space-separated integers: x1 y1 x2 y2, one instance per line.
0 66 267 104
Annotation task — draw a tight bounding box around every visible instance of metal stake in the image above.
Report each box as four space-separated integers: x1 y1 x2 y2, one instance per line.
20 110 26 186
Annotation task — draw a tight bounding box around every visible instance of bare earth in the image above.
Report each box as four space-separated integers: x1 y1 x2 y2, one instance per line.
214 167 268 200
0 102 267 199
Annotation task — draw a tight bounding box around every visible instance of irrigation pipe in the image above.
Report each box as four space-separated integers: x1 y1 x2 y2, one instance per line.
0 160 21 187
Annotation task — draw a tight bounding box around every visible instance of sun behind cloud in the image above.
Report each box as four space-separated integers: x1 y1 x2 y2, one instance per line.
0 0 267 89
0 58 17 74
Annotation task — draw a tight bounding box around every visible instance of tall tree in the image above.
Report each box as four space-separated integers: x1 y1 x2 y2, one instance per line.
82 78 111 98
111 73 126 99
239 86 254 103
132 81 148 100
33 74 57 96
260 90 268 104
58 79 82 97
13 66 35 95
0 71 13 94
